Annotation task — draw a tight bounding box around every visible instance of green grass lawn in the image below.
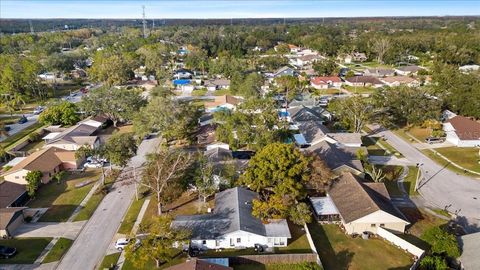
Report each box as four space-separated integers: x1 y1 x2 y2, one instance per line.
1 122 44 149
362 136 388 156
307 223 413 270
42 238 73 263
398 207 447 250
407 127 431 142
118 197 147 234
376 165 404 197
0 116 20 125
72 191 105 222
403 166 419 196
314 88 341 95
122 250 187 270
98 252 121 270
233 262 322 270
213 89 232 96
435 147 480 173
28 169 102 222
275 223 311 254
191 89 208 96
0 238 52 264
421 150 477 177
343 85 375 95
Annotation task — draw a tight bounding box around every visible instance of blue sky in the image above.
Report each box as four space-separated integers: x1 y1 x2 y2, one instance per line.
1 1 479 19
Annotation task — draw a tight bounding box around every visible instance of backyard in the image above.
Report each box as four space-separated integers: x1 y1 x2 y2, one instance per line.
0 237 52 264
28 169 102 222
308 223 413 270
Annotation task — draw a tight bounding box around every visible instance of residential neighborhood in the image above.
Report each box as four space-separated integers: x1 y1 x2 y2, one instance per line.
0 3 480 270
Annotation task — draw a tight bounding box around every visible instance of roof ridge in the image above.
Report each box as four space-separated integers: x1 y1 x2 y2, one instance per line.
346 173 380 212
234 187 242 232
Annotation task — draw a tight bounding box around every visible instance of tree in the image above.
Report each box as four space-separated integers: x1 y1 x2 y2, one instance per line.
39 101 80 126
289 203 313 225
89 50 136 86
372 37 391 63
104 133 137 167
275 43 290 54
53 171 66 184
313 58 337 76
328 95 373 133
26 170 43 197
125 215 190 268
2 93 26 115
275 75 301 101
138 148 192 215
80 87 145 127
307 153 334 193
240 143 310 220
365 165 386 183
421 226 460 258
195 160 217 203
419 255 448 270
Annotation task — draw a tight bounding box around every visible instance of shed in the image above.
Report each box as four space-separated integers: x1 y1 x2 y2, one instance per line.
310 197 340 222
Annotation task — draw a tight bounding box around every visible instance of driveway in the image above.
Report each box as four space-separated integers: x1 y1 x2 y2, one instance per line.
368 155 415 166
13 221 86 240
370 125 480 232
56 136 161 270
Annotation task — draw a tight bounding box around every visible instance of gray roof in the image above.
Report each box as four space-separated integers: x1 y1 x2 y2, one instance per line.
460 232 480 270
289 106 325 123
309 141 364 173
327 133 362 146
0 181 26 208
172 187 291 239
47 123 98 145
297 121 329 144
204 147 233 163
395 65 422 72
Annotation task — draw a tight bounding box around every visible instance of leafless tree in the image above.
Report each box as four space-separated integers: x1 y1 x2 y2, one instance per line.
372 38 391 63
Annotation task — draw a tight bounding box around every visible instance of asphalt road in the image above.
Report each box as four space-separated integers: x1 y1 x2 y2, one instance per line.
0 114 39 142
373 126 480 232
56 136 161 270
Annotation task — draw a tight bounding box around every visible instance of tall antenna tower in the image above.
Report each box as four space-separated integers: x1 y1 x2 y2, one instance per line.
29 20 34 34
142 5 148 38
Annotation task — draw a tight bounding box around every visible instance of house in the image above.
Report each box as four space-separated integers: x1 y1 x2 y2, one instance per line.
165 258 233 270
174 68 194 79
0 207 27 238
172 187 291 250
38 73 56 80
205 95 241 113
272 66 295 78
337 54 353 64
43 120 102 151
459 64 480 73
363 68 395 78
344 76 384 88
288 44 301 53
297 121 363 148
0 181 28 208
459 232 480 270
288 106 329 123
1 147 80 185
204 79 230 91
324 172 409 234
394 65 423 76
196 124 217 146
380 76 420 87
443 115 480 147
352 52 368 62
310 76 342 89
309 141 365 177
292 54 322 67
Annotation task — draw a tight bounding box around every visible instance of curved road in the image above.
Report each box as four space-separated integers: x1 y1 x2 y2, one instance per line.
372 126 480 232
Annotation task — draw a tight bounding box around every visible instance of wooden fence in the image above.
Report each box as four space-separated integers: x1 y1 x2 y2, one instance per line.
229 253 318 265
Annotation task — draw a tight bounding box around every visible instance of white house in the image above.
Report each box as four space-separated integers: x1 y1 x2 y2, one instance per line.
310 76 343 89
172 187 291 250
459 64 480 73
319 172 409 235
443 115 480 147
394 65 423 76
380 76 420 87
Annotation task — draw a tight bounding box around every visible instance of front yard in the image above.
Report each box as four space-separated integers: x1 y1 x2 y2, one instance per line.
42 237 73 263
343 85 375 95
28 169 102 222
308 223 413 270
0 237 52 264
435 147 480 173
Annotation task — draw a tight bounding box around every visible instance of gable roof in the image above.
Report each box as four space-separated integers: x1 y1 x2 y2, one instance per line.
205 95 241 108
309 141 364 173
46 123 98 146
274 66 294 76
297 121 330 143
205 79 230 87
1 147 76 176
166 259 232 270
328 172 407 223
0 181 26 208
345 76 384 85
172 187 291 239
395 65 422 72
364 68 395 76
311 76 342 85
204 147 233 163
380 76 418 84
289 106 325 123
0 207 26 231
447 115 480 140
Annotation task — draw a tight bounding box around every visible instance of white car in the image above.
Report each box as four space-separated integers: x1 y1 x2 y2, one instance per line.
83 161 103 168
115 238 140 251
33 106 45 115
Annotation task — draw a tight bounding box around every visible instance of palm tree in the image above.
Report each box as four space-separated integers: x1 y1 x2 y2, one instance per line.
366 165 387 183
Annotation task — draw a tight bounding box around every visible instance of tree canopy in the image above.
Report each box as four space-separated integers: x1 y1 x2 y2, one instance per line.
39 101 80 126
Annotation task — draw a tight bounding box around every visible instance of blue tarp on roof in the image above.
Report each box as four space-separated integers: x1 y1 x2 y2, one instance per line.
173 79 191 85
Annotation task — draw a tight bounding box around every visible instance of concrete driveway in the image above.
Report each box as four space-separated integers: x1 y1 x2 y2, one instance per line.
370 125 480 232
56 136 161 270
368 155 415 166
13 221 86 240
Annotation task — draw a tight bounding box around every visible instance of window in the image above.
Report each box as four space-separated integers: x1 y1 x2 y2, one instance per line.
202 240 206 245
236 238 241 243
380 224 385 227
230 238 234 246
371 224 376 228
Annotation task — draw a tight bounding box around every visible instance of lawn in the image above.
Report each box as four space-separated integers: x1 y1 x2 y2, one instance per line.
398 207 447 250
98 252 121 269
307 223 413 270
118 197 147 234
406 126 431 142
122 250 187 270
314 88 341 95
435 147 480 173
95 124 133 136
28 169 102 222
0 237 52 264
343 85 375 95
362 136 388 156
0 115 20 125
403 166 419 196
213 89 232 96
19 139 45 154
233 262 322 270
377 165 404 197
191 89 208 96
72 190 105 222
42 238 73 263
1 122 44 149
421 150 477 177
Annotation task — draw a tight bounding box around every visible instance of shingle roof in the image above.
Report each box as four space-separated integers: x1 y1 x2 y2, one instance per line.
380 76 417 84
289 106 325 123
311 76 342 85
46 123 98 146
0 181 26 208
460 232 480 270
0 207 26 231
297 121 330 143
205 95 241 108
447 115 480 140
172 187 291 239
327 133 362 146
328 172 407 223
309 141 364 173
204 147 233 163
395 65 423 72
166 259 233 270
365 68 395 76
345 76 384 85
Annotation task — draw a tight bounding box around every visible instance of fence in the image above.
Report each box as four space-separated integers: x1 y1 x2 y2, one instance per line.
304 223 324 268
377 227 425 270
230 253 318 265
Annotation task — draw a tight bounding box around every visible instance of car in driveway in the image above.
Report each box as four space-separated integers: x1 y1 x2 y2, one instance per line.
84 161 104 168
425 137 445 144
0 245 17 259
17 116 28 124
115 238 140 251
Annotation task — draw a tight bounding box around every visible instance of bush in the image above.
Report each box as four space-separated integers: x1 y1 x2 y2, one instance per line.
419 255 448 270
28 132 41 142
421 226 460 258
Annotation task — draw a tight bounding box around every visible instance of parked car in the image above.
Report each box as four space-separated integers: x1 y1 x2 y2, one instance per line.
17 116 28 124
0 245 16 259
84 161 103 168
425 137 445 144
115 238 140 251
33 106 45 115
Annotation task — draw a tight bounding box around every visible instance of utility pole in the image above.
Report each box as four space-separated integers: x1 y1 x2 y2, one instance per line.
142 5 148 38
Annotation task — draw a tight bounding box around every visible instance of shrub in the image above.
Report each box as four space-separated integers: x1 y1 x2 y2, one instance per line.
28 132 41 142
419 255 448 270
421 226 460 258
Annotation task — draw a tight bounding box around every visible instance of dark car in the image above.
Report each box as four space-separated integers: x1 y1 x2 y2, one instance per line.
18 116 28 124
0 245 17 259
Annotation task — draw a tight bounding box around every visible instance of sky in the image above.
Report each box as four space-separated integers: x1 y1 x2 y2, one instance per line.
1 0 479 19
